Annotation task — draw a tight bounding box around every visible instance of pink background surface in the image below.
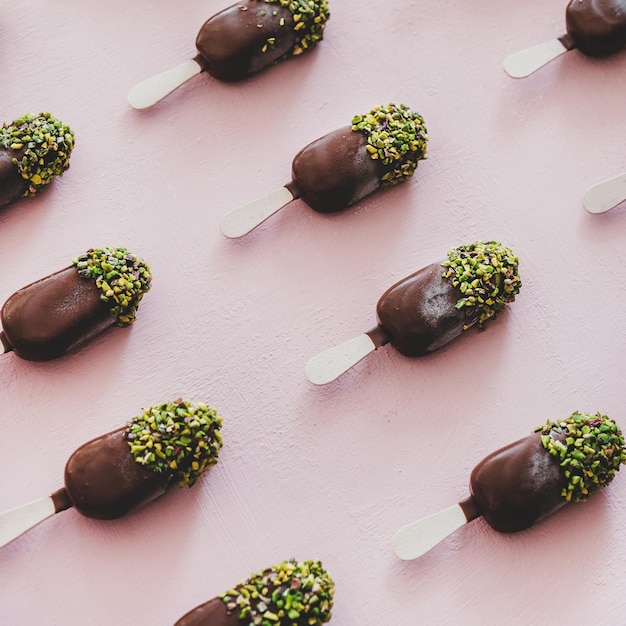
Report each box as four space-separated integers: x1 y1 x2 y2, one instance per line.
1 1 626 624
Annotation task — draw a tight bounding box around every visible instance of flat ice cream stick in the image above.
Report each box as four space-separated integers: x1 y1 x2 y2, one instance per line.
0 496 59 548
503 38 570 78
392 503 473 560
220 187 296 238
305 334 376 385
583 172 626 214
127 59 203 110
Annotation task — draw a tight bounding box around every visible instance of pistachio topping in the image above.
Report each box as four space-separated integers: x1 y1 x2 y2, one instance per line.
535 412 626 503
263 0 330 56
0 112 75 197
441 240 521 327
351 103 428 187
72 247 152 327
126 400 223 487
220 559 334 626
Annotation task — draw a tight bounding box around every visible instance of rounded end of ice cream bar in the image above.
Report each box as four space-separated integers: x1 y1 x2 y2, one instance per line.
583 172 626 214
220 559 335 626
442 241 522 328
127 58 203 110
305 333 378 385
126 399 223 487
503 38 570 78
220 186 295 238
534 411 626 502
0 113 75 197
351 103 428 187
72 247 152 327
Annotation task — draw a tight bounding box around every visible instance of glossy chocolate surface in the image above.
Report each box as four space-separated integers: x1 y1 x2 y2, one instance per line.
374 262 475 357
564 0 626 56
64 428 168 520
470 433 567 533
175 597 240 626
289 126 383 214
0 148 28 209
0 266 115 361
195 2 295 81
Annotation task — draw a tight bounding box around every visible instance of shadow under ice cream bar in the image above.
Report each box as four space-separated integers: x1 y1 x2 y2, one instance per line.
0 247 151 361
220 103 428 238
504 0 626 78
0 113 74 210
393 412 626 560
174 559 334 626
127 0 330 109
306 241 521 385
0 400 222 548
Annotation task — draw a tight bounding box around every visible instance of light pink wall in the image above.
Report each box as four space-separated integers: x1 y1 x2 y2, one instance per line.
1 1 625 624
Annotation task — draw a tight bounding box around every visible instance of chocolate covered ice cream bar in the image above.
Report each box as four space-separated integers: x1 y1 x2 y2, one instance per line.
393 412 626 559
0 113 74 210
0 400 222 547
127 0 330 109
306 241 521 385
0 247 151 361
174 559 334 626
504 0 626 78
220 103 428 238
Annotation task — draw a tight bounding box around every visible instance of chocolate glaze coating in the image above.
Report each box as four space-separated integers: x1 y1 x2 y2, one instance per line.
174 597 240 626
64 428 168 520
373 262 476 357
289 126 383 214
564 0 626 56
0 147 28 209
0 266 115 361
195 2 295 82
470 433 567 533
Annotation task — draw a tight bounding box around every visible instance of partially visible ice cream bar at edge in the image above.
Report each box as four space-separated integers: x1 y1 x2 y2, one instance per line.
127 0 330 109
563 0 626 56
0 400 222 548
392 412 626 560
0 112 74 210
174 559 334 626
504 0 626 78
305 241 521 385
0 247 151 361
220 103 428 238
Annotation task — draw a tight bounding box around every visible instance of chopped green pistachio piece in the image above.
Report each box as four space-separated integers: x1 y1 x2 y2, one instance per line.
126 399 223 487
72 247 151 326
535 412 626 502
264 0 330 56
0 112 75 197
351 103 428 187
220 559 334 625
441 240 521 327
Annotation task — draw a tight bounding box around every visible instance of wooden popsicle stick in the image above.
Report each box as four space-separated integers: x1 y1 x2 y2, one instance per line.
127 59 203 110
0 496 57 548
503 38 569 78
305 333 376 385
392 503 472 560
583 172 626 214
220 186 295 239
